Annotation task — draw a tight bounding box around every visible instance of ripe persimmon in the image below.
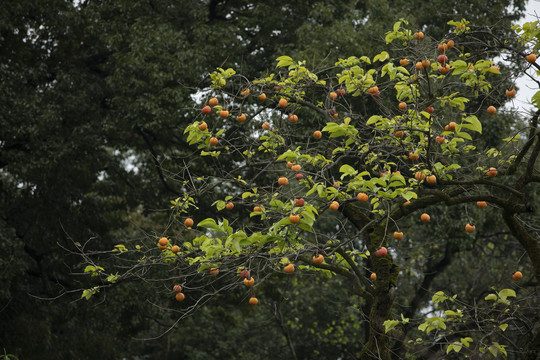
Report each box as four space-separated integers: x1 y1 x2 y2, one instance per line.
202 105 212 115
422 60 430 68
313 130 322 139
336 88 346 96
409 152 419 161
291 164 301 172
171 245 180 254
241 88 251 96
313 254 324 264
415 62 423 70
208 97 218 106
421 213 430 223
210 267 219 276
262 122 270 130
159 237 168 246
414 31 424 40
487 106 497 115
289 114 298 123
357 193 369 203
209 137 218 146
486 167 498 177
219 110 229 118
370 273 377 281
329 91 338 100
253 206 262 212
506 89 516 98
284 263 295 274
278 177 288 185
236 113 246 122
436 136 445 144
375 247 388 257
249 297 258 305
439 64 450 74
448 122 456 131
512 271 523 281
226 202 234 210
415 172 426 181
446 39 455 49
437 54 448 64
175 292 185 302
198 121 208 131
244 277 255 287
465 223 475 233
367 86 379 94
398 102 407 111
526 53 537 63
278 98 288 108
258 93 267 101
395 130 404 138
399 58 409 66
426 175 437 184
184 218 194 227
289 214 300 224
329 201 339 211
393 232 403 240
173 284 182 293
477 201 487 209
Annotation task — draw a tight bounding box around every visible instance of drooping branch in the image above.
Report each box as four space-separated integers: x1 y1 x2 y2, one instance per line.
502 210 540 282
506 110 539 175
297 254 373 301
136 126 180 196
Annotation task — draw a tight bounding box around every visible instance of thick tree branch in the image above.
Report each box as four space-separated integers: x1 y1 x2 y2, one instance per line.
438 178 524 198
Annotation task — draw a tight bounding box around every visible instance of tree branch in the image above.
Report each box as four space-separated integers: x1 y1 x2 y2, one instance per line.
136 127 180 196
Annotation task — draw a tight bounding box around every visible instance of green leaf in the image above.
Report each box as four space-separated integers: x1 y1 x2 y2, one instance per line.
499 324 509 331
197 218 222 232
447 343 462 354
485 294 498 301
532 90 540 107
276 56 294 68
461 337 473 347
367 115 383 125
373 51 390 63
81 287 100 300
456 131 472 140
432 291 448 304
498 288 516 302
462 115 482 133
339 164 358 179
383 320 400 333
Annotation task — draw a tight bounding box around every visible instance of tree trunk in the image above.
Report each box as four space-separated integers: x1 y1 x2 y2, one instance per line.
358 227 398 360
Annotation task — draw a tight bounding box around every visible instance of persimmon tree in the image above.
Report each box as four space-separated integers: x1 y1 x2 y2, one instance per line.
80 19 540 359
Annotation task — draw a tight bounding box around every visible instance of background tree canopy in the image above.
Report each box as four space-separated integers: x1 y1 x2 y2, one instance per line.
0 1 534 359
